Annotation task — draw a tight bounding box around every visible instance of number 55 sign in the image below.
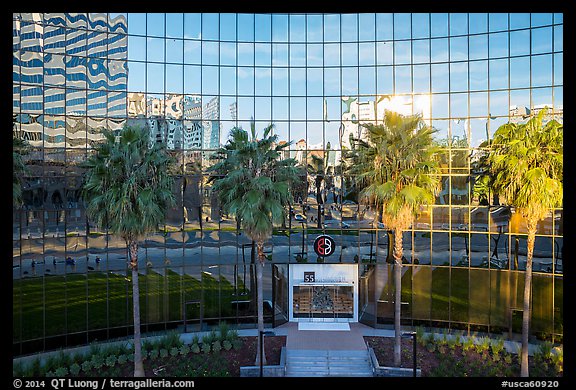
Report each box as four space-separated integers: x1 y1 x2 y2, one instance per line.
313 235 336 257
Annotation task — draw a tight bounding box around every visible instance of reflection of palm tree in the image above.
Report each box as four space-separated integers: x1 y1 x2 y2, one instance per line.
209 121 298 366
307 151 331 228
82 125 176 377
487 108 562 377
345 112 440 367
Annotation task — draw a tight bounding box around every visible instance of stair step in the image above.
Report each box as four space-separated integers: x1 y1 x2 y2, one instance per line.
285 349 373 377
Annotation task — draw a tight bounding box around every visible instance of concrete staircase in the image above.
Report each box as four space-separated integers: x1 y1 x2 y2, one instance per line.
285 349 373 377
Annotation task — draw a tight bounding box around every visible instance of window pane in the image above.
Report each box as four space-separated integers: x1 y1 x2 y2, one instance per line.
469 60 488 91
488 13 508 32
450 36 468 61
166 13 183 38
220 13 236 41
469 34 488 60
431 13 448 37
489 58 509 90
469 13 487 34
532 27 552 54
147 13 164 37
489 32 509 58
449 13 468 36
376 13 393 40
393 13 411 40
412 39 430 64
358 13 375 41
431 38 448 63
510 30 530 56
412 13 430 39
290 14 306 42
531 54 552 87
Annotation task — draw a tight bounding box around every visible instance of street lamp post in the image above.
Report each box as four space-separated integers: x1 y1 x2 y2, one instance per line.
259 331 275 377
402 331 417 377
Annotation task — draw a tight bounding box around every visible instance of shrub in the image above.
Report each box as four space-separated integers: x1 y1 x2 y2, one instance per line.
475 336 491 354
232 339 243 351
105 355 117 368
45 371 56 377
117 355 128 365
535 341 553 361
191 343 200 354
91 355 104 370
149 349 159 361
201 343 211 354
170 347 179 357
202 333 215 346
191 335 200 345
415 326 425 346
142 339 155 355
179 345 190 356
81 360 93 373
69 363 81 376
462 336 475 354
223 340 233 351
159 349 169 359
218 322 230 341
551 347 563 374
212 340 222 353
490 338 505 361
440 329 449 346
159 331 183 350
504 354 513 364
54 367 69 377
227 329 240 342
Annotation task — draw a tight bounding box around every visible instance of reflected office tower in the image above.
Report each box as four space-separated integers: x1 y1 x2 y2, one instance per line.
183 95 203 152
202 96 220 160
13 13 128 147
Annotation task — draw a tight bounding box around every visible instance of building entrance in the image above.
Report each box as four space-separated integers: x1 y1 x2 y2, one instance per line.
292 284 354 319
288 263 358 322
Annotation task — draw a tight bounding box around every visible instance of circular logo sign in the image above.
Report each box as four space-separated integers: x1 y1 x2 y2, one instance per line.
313 235 336 257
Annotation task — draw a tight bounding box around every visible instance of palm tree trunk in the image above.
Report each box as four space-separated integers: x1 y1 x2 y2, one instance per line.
254 241 267 366
393 228 403 367
521 221 536 377
129 240 145 377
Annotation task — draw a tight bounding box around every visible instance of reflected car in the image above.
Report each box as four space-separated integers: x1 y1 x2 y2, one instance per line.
294 214 306 221
342 200 357 205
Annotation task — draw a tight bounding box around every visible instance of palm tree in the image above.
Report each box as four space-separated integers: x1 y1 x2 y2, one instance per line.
82 125 176 377
347 111 440 366
209 121 298 365
487 108 562 377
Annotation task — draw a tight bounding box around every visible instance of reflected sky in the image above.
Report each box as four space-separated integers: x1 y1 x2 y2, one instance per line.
13 13 563 151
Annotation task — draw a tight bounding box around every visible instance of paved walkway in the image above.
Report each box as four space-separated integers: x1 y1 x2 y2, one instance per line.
280 322 369 351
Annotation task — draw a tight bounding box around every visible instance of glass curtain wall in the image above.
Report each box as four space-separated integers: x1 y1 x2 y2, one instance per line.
13 12 563 355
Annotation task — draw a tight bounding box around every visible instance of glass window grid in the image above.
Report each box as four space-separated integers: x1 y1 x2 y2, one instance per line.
13 13 563 353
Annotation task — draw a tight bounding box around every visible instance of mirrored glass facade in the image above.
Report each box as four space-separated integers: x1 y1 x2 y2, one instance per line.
13 12 563 355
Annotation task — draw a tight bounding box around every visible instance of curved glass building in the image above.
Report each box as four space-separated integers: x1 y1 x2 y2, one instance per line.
12 13 563 355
